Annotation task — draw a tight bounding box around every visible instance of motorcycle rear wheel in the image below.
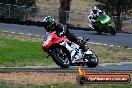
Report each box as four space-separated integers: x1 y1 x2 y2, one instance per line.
85 50 99 68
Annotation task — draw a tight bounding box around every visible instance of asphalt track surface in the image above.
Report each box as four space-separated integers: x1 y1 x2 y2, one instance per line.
0 23 132 48
0 23 132 72
0 63 132 73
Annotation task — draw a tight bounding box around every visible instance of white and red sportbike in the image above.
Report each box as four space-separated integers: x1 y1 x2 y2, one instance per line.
42 32 98 68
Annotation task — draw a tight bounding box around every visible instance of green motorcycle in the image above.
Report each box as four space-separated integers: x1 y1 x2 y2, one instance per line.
89 13 116 35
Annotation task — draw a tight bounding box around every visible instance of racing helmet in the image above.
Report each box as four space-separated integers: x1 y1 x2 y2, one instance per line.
43 16 55 32
92 6 98 16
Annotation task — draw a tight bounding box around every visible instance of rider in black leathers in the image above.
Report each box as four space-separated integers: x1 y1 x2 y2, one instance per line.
43 16 88 53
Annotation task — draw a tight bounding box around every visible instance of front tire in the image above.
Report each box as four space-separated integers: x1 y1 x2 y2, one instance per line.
95 26 102 35
49 46 70 68
96 30 102 35
109 27 116 35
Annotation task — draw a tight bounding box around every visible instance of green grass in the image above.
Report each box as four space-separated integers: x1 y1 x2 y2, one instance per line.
0 82 132 88
88 44 132 63
0 38 53 67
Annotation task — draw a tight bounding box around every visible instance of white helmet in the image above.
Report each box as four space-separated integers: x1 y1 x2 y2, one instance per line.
92 6 98 16
92 6 98 10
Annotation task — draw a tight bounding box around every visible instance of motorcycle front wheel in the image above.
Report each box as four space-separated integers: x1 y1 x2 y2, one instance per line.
97 30 102 35
109 27 116 35
49 46 70 68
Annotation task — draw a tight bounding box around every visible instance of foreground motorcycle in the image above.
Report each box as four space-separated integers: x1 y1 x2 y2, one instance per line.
89 13 116 35
42 32 98 68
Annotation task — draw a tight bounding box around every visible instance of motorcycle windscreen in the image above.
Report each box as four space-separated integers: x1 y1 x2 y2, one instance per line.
98 14 111 24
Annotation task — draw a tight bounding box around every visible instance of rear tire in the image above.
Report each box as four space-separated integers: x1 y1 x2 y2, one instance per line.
49 46 70 68
85 50 99 68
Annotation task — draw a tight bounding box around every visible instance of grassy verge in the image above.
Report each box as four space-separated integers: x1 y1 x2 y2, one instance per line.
0 32 54 67
0 38 54 67
88 44 132 63
0 82 132 88
0 31 132 67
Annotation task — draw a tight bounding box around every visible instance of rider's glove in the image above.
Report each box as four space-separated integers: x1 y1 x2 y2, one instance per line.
59 31 65 36
91 19 96 22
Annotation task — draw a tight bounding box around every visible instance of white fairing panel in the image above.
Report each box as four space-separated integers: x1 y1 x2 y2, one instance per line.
60 40 83 62
85 49 93 55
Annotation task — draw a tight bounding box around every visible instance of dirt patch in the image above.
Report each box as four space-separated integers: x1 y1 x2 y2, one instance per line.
0 72 77 85
0 72 132 85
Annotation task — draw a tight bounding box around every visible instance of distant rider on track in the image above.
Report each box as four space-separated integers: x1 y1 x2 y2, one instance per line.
88 6 106 29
